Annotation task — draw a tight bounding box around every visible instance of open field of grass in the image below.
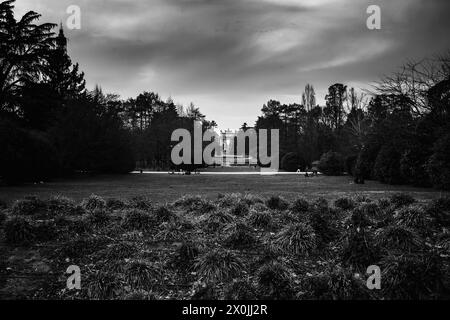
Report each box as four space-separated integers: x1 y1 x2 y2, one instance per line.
1 174 449 205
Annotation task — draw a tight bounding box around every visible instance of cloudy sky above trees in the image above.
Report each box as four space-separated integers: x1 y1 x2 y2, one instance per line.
15 0 450 129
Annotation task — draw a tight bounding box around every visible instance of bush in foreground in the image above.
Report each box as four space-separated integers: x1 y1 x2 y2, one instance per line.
11 196 47 217
381 252 445 299
128 196 153 211
121 209 156 231
224 279 258 300
87 271 123 300
426 197 450 228
376 225 423 253
390 193 416 209
342 229 380 269
125 260 163 290
0 200 7 210
195 249 244 283
274 223 316 256
248 210 272 230
81 194 107 212
230 201 250 217
172 242 200 271
301 266 371 300
223 223 258 249
46 196 78 216
266 196 289 211
0 210 7 226
290 198 310 215
334 197 356 211
4 216 34 244
256 262 294 300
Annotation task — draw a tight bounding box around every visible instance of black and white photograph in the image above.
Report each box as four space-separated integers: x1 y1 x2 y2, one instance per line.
0 0 449 309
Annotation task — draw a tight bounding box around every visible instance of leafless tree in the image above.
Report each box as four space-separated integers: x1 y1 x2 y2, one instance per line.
372 52 450 115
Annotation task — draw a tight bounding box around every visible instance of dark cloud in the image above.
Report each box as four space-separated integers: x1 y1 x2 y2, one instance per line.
15 0 450 128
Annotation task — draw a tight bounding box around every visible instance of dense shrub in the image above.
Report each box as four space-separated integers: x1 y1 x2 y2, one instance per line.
248 210 272 229
334 197 355 211
274 223 316 256
395 205 433 233
191 283 219 300
175 195 204 208
0 210 6 226
376 225 423 253
122 290 157 300
172 242 200 271
381 253 445 299
88 209 110 227
290 198 310 215
266 195 289 211
427 134 450 190
349 207 372 228
175 195 215 214
241 194 265 206
58 236 109 260
155 222 187 242
4 216 35 244
87 271 123 299
106 198 128 210
281 152 303 172
318 151 345 176
11 196 47 217
301 266 371 300
121 209 156 231
256 262 294 300
224 223 257 249
218 193 258 208
342 229 380 269
426 197 450 228
353 194 372 204
125 260 162 290
224 279 258 300
376 198 391 210
359 202 382 220
204 210 234 232
32 219 58 242
55 216 92 237
128 196 153 211
230 201 250 217
46 196 78 216
81 194 107 212
390 193 416 208
154 205 178 223
94 242 138 262
312 197 329 210
194 249 244 283
309 205 339 245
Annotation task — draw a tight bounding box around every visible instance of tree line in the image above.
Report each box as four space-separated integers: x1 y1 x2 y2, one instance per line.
253 54 450 189
2 0 449 190
0 0 214 184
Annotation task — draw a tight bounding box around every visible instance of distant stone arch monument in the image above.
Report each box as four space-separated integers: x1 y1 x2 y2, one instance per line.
215 129 256 167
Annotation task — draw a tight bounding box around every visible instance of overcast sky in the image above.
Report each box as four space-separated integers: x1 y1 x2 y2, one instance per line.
15 0 450 129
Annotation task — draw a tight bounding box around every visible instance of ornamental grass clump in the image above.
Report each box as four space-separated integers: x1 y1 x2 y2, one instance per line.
194 248 244 283
274 222 316 256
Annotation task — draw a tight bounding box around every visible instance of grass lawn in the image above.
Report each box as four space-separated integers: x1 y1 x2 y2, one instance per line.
1 173 448 204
